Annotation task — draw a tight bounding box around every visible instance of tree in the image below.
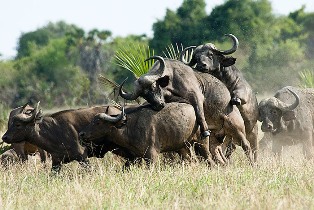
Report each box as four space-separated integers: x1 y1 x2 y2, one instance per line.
150 0 207 53
16 21 83 59
66 28 112 103
13 38 90 107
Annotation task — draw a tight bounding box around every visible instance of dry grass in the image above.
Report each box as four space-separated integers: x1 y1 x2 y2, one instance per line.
0 146 313 210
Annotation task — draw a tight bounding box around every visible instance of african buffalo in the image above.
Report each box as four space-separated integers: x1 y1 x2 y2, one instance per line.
180 34 259 161
2 104 49 164
79 102 216 166
258 86 314 159
1 103 133 172
119 57 254 165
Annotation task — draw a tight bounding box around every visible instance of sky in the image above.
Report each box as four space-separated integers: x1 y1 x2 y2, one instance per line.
0 0 314 59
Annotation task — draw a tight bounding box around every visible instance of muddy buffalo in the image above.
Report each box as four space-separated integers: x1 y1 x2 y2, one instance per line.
119 57 254 165
258 86 314 159
79 103 216 166
180 34 258 161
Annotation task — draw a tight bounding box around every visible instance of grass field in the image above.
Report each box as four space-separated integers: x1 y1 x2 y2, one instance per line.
0 144 313 210
0 103 313 209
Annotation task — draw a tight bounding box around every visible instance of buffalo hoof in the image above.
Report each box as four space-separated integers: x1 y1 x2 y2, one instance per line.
231 97 241 106
202 130 211 139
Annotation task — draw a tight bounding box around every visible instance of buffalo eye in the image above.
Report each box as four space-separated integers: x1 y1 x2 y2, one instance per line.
271 109 278 115
14 122 22 128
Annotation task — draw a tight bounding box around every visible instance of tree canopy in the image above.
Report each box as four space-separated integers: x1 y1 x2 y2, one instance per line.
0 0 314 109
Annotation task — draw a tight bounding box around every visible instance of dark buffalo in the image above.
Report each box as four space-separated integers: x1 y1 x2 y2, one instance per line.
119 57 254 165
258 86 314 159
79 102 216 166
2 104 48 164
1 103 133 172
180 34 259 161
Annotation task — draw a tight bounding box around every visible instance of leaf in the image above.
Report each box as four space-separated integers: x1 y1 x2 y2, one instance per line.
114 44 155 78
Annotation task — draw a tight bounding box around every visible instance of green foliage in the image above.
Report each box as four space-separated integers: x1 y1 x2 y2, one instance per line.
299 69 314 88
150 0 207 53
0 102 10 132
13 38 90 107
17 21 83 59
114 44 155 78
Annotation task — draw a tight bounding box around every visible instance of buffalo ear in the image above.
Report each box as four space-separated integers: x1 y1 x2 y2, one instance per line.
282 111 296 121
157 75 169 88
35 109 43 124
221 56 236 67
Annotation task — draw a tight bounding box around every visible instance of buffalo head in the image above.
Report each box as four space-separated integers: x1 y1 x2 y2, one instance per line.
2 102 43 144
180 34 238 72
119 56 169 111
79 108 126 141
258 89 299 134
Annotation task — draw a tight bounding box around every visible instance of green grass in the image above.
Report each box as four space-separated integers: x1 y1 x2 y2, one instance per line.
0 149 313 209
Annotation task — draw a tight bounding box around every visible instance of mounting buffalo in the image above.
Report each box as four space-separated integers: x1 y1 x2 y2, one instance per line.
79 102 216 166
1 103 133 172
180 34 259 161
119 56 254 165
258 86 314 159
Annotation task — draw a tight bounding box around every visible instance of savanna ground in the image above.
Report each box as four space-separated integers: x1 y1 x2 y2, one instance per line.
0 127 313 210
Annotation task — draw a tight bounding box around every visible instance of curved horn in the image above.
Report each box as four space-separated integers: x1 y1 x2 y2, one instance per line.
214 34 239 55
284 88 300 111
98 107 125 123
179 46 196 65
144 56 165 76
119 78 141 101
16 101 40 122
269 89 300 111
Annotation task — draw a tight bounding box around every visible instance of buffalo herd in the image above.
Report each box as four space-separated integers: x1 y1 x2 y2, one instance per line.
1 34 314 172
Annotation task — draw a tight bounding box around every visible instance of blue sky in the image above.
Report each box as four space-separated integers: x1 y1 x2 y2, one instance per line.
0 0 313 59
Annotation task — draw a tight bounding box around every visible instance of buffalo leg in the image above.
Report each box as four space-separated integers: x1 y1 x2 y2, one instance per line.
223 112 254 166
272 140 283 160
247 125 258 162
196 136 216 167
38 148 48 163
189 95 210 138
51 158 62 173
12 142 28 162
222 136 236 160
209 136 227 165
302 131 314 159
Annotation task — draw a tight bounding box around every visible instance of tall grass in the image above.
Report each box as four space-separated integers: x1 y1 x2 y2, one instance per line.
0 149 313 209
299 69 314 88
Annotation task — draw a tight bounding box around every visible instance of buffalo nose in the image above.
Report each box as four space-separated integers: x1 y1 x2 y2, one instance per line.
2 135 8 142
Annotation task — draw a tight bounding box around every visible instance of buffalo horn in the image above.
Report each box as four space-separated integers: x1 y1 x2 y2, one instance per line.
179 46 196 65
280 88 300 111
119 78 141 101
270 89 300 111
144 56 165 76
99 107 125 123
16 101 40 122
214 34 239 55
